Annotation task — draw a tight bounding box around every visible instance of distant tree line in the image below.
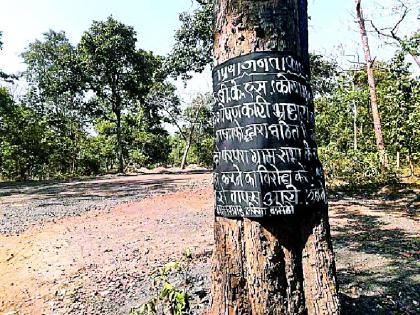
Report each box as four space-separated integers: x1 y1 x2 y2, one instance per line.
0 18 213 180
1 0 419 183
164 0 419 185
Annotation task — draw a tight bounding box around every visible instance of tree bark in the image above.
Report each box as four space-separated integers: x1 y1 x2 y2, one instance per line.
210 1 341 314
355 0 388 168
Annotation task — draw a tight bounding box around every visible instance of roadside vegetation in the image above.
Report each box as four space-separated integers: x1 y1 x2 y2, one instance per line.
0 0 418 187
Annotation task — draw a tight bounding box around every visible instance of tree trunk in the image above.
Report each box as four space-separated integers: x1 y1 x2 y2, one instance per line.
210 1 341 314
180 101 202 169
355 0 388 168
115 109 124 173
180 133 193 170
353 103 358 151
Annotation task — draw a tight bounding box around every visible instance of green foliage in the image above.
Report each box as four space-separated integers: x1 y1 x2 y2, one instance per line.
123 111 171 168
1 9 419 184
191 136 214 167
0 87 77 180
309 54 338 96
319 147 396 186
78 16 163 172
17 30 88 178
400 31 420 60
315 72 375 152
22 30 84 113
0 19 172 180
315 50 419 183
167 93 214 168
377 51 420 163
130 252 193 315
165 1 213 80
79 16 160 108
168 134 214 168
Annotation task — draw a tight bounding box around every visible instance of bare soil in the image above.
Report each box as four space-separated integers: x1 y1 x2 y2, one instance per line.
0 174 418 314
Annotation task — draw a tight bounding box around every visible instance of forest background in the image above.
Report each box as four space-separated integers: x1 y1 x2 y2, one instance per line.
0 0 418 186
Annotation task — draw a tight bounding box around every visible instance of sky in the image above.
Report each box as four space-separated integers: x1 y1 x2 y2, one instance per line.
0 0 418 98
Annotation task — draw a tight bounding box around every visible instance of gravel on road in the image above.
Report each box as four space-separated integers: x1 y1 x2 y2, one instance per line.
0 173 211 234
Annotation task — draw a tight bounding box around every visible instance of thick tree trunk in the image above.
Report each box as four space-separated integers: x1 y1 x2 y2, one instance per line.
210 1 341 314
355 0 388 168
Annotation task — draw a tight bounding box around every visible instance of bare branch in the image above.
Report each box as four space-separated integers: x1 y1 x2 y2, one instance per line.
370 20 395 39
368 1 409 43
161 106 187 140
390 3 408 38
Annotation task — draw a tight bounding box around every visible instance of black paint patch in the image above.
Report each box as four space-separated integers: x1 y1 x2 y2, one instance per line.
212 51 326 218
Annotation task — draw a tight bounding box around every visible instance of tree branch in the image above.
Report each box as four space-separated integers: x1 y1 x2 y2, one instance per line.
369 1 409 44
161 106 188 141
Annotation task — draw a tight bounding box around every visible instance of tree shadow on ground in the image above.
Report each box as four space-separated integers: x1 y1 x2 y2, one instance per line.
329 181 419 200
331 200 419 314
0 173 211 234
0 173 210 202
0 169 210 191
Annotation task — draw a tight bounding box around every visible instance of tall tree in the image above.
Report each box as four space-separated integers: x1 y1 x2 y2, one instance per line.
22 30 84 113
355 0 388 167
309 54 338 97
0 88 52 180
378 52 420 173
21 30 86 174
78 16 160 173
147 84 213 169
210 1 340 314
179 93 212 169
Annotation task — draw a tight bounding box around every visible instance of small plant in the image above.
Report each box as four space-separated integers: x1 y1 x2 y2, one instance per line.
130 249 194 315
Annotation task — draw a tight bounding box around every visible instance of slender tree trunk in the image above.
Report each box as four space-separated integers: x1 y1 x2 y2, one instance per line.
353 103 358 151
180 131 194 169
180 102 202 169
210 1 340 314
115 109 124 173
355 0 388 168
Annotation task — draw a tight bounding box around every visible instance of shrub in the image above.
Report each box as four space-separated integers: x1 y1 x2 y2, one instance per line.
318 146 397 187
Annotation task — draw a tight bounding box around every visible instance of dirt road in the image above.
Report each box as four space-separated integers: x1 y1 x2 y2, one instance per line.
0 172 211 234
0 174 418 314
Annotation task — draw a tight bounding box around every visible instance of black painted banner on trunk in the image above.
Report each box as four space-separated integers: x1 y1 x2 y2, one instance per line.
212 51 327 218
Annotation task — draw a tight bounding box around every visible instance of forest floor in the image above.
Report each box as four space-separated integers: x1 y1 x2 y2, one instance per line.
0 173 418 315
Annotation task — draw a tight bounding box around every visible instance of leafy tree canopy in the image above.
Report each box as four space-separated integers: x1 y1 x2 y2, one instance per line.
21 30 85 118
78 16 164 172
